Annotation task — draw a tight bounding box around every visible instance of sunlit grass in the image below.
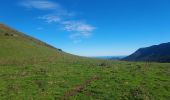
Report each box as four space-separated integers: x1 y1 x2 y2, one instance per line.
0 24 169 100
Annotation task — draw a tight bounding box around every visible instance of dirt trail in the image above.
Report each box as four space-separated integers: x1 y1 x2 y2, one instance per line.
61 75 99 100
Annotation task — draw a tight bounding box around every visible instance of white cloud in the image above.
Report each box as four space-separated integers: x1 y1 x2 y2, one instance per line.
20 0 59 10
19 0 96 43
62 21 95 38
20 0 74 16
38 14 61 23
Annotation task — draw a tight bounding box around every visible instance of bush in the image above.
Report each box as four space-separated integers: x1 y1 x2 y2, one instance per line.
58 49 63 52
4 33 13 36
4 33 10 36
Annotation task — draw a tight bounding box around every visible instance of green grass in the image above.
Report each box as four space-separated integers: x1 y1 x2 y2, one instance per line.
0 60 169 100
0 23 170 100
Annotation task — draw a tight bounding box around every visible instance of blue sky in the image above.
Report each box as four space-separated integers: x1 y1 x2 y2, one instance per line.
0 0 170 56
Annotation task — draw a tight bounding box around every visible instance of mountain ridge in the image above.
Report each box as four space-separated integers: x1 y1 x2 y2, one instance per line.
122 42 170 62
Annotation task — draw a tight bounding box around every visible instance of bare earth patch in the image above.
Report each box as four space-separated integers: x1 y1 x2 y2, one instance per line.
61 75 99 99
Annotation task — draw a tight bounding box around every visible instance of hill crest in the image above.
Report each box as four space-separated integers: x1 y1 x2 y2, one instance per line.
123 42 170 62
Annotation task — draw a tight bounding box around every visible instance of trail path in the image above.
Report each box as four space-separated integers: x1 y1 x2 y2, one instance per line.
61 75 99 99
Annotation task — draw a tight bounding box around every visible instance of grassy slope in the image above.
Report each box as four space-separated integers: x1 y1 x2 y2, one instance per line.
0 23 77 65
0 24 169 100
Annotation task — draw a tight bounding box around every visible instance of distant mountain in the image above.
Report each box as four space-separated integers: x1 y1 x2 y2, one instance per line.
110 56 126 60
93 56 126 60
122 42 170 62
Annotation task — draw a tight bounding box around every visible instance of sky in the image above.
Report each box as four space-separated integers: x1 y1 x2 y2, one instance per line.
0 0 170 56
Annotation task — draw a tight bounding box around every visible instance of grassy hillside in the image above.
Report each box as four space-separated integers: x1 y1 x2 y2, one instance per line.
0 23 170 100
0 23 77 65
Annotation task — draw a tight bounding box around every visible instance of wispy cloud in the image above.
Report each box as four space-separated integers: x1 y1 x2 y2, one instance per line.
19 0 96 43
62 21 95 43
38 14 61 23
19 0 59 10
62 21 95 38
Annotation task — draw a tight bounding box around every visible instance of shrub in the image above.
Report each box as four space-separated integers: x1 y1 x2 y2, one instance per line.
4 33 13 36
4 33 10 36
58 49 63 52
